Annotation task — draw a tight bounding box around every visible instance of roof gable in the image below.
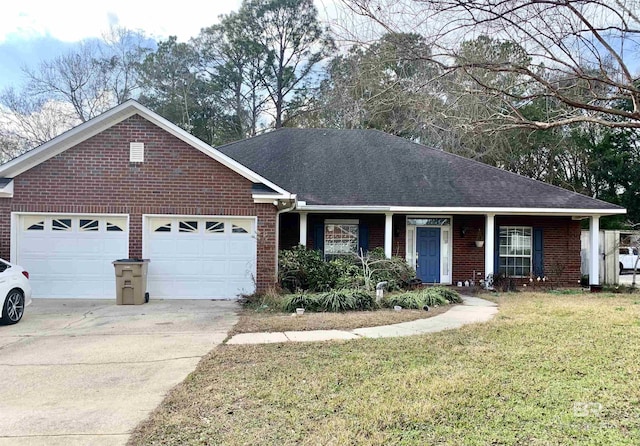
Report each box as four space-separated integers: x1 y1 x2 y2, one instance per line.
217 128 624 214
0 100 292 198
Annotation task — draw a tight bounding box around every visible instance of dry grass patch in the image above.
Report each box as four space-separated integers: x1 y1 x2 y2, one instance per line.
231 305 450 334
130 292 640 445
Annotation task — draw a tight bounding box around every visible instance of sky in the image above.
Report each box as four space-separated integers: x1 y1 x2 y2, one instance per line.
0 0 244 90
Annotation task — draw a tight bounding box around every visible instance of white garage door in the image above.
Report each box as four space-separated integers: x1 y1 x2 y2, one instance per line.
145 216 257 299
15 215 129 298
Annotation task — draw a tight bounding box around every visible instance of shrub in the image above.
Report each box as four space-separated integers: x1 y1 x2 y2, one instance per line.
418 288 449 307
386 287 461 309
243 287 286 312
361 247 417 291
278 246 333 292
429 286 462 304
319 290 357 312
350 290 376 311
387 292 426 309
283 293 320 312
330 257 364 289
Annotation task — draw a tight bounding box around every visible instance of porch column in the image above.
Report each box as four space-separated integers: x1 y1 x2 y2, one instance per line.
384 212 393 258
589 215 600 285
484 213 495 283
299 212 307 247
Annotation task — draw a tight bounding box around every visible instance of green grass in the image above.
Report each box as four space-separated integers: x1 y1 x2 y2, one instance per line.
130 293 640 445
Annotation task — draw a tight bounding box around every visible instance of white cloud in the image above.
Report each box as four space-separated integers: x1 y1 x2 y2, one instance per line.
0 0 243 43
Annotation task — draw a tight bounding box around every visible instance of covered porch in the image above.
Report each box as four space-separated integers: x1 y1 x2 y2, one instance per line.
279 210 605 287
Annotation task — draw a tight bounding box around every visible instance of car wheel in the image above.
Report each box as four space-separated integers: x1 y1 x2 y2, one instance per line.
1 289 25 325
620 263 624 275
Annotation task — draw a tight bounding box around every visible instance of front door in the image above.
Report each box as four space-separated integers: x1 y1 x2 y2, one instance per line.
417 227 440 283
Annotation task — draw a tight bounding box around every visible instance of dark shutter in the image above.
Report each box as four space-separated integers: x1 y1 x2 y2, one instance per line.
533 227 544 277
313 223 324 253
494 224 500 276
358 223 369 255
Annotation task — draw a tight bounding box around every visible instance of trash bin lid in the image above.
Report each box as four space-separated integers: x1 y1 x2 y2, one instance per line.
114 258 149 263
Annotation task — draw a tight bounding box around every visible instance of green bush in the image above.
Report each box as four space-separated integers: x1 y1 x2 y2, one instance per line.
278 246 416 293
386 287 461 309
387 292 426 309
330 257 364 289
319 290 357 312
278 246 332 292
350 290 376 311
428 286 462 304
418 288 449 306
283 293 320 312
365 247 416 291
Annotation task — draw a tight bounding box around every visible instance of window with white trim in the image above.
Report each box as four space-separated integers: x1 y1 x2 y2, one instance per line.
205 221 225 233
498 226 532 277
52 218 72 231
179 221 198 233
80 219 99 232
324 223 358 259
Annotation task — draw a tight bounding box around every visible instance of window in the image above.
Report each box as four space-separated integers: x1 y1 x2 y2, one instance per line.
52 218 72 231
153 221 172 232
107 222 124 232
230 220 252 234
206 221 225 233
325 223 358 258
24 217 44 231
499 227 532 277
79 219 99 231
407 217 450 226
179 221 198 233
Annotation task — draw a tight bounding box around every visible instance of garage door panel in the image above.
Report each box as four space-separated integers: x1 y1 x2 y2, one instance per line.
200 239 228 254
201 260 229 274
146 216 256 299
17 215 128 299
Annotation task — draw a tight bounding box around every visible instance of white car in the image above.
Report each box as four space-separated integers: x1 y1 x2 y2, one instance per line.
0 259 32 325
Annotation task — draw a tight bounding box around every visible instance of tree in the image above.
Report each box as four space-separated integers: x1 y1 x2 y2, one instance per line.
0 27 150 158
296 33 445 141
139 37 237 145
0 92 79 151
194 11 268 138
100 26 151 104
340 0 640 130
244 0 334 127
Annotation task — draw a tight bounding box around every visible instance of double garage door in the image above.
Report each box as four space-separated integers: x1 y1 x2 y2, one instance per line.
15 214 256 299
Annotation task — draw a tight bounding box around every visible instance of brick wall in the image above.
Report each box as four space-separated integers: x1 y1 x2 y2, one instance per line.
452 215 486 283
0 114 278 292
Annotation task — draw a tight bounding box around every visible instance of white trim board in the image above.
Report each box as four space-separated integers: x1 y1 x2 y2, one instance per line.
294 205 625 216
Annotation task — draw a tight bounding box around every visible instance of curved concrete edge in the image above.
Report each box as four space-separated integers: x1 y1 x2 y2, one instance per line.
225 296 498 345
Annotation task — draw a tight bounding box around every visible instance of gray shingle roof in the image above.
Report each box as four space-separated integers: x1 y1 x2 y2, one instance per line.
217 128 622 210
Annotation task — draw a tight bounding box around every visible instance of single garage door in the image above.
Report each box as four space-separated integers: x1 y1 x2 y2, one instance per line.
145 216 257 299
15 214 129 298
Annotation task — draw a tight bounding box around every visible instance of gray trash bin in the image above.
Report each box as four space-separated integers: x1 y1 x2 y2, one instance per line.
112 259 150 305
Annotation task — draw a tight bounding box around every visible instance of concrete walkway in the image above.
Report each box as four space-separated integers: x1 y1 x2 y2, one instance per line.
226 296 498 345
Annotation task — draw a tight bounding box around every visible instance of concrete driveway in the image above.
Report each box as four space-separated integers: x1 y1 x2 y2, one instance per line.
0 299 238 446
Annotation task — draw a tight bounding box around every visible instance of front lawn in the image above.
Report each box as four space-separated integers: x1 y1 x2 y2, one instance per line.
231 305 450 334
130 293 640 445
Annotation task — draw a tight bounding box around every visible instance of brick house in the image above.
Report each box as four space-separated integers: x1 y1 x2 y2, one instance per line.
0 101 624 299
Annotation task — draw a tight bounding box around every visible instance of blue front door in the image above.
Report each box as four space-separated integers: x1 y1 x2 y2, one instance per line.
417 227 441 283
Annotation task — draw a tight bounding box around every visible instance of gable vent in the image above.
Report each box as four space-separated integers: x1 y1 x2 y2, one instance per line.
129 142 144 163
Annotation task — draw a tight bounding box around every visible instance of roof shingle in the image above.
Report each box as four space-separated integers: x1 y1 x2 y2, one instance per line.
217 128 622 210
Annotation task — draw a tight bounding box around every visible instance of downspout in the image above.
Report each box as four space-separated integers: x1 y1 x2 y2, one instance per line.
274 196 297 284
